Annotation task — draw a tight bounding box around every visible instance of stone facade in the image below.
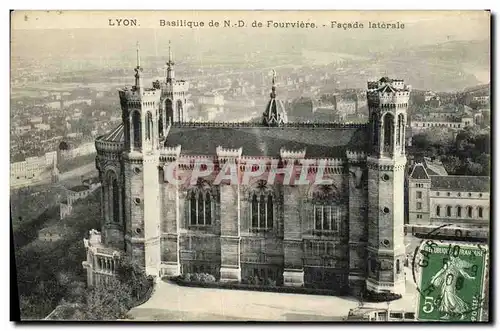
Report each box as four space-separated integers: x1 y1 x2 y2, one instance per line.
82 46 410 297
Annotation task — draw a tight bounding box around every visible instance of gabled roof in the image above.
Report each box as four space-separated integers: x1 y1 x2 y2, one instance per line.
430 175 490 192
409 163 429 180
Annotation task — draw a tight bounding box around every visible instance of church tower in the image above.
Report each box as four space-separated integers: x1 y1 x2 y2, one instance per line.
159 41 190 124
119 43 162 276
366 77 410 296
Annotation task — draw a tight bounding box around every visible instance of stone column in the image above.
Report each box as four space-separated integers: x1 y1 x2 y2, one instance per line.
283 185 304 287
219 184 241 282
159 149 182 277
347 153 368 295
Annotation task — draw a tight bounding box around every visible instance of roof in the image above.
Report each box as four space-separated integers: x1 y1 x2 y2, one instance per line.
430 176 490 192
99 123 124 142
423 157 448 176
165 124 369 157
409 163 429 180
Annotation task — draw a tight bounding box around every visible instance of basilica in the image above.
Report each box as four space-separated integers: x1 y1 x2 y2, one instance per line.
83 44 410 296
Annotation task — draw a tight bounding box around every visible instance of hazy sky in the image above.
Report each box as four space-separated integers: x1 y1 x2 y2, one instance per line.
11 10 490 61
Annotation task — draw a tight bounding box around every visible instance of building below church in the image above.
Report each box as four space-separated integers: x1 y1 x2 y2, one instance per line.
407 158 490 234
83 44 411 297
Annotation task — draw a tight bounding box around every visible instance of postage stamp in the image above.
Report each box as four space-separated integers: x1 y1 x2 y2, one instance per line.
415 240 489 322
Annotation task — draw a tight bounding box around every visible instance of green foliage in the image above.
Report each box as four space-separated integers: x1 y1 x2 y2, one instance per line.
411 127 490 176
74 279 134 321
14 190 102 320
363 290 402 303
181 273 216 283
115 257 155 302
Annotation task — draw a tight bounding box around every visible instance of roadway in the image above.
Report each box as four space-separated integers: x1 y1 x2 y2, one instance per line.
127 268 419 321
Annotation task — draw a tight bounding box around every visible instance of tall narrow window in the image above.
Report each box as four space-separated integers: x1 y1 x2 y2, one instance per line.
204 193 212 225
165 99 173 123
457 206 462 217
267 196 273 229
397 114 402 145
478 207 483 218
446 206 451 217
467 206 473 218
383 113 394 149
436 205 441 217
112 178 120 223
251 194 258 228
158 111 164 137
190 192 197 225
259 194 266 228
146 112 153 140
250 191 274 230
372 113 379 147
176 100 183 122
132 111 141 149
188 188 212 226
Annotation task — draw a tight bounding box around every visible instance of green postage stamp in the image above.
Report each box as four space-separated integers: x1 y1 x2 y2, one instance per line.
416 240 489 322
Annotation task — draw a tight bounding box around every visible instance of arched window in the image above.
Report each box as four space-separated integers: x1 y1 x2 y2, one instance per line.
105 171 120 225
478 207 483 218
165 99 173 123
446 206 452 217
176 100 183 122
436 205 441 217
311 185 342 233
383 113 394 150
372 113 379 147
188 184 213 226
251 190 273 230
457 206 462 218
467 206 473 218
396 259 400 274
145 112 153 140
132 111 142 149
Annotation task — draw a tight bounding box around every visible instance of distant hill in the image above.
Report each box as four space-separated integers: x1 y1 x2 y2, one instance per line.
370 39 490 91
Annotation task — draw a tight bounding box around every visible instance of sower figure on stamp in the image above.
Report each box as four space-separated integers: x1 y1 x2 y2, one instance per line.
430 256 476 320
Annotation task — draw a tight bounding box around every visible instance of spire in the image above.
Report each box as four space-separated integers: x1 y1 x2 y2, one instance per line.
136 41 141 67
134 41 143 91
270 69 277 98
166 40 175 83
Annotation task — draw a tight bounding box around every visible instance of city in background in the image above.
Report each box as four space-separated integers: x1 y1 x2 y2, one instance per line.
10 11 490 322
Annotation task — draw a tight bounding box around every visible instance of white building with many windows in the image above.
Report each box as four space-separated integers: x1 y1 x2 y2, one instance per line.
408 160 490 231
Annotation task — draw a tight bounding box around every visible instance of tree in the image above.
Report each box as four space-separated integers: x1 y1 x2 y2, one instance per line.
115 258 153 302
465 160 484 176
80 279 133 321
441 155 463 175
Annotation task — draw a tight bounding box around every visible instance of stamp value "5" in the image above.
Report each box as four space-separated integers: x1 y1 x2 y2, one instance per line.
415 240 489 322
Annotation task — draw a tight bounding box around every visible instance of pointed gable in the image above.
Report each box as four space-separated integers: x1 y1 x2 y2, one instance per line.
409 163 429 180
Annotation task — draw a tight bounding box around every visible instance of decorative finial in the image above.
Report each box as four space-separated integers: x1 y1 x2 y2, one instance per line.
270 69 277 98
136 41 141 68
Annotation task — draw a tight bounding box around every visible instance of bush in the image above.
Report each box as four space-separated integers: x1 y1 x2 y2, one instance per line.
181 272 215 284
363 290 402 303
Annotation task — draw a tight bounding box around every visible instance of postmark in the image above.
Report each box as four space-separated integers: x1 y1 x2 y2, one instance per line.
414 240 489 322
